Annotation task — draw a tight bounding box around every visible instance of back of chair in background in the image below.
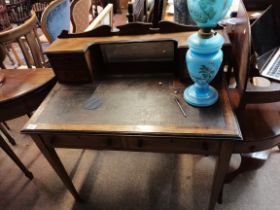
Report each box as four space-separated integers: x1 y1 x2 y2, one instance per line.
85 3 113 32
0 11 45 68
227 1 251 108
41 0 70 43
70 0 92 33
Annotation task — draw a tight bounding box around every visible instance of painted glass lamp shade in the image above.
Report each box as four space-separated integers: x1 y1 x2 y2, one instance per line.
187 0 233 28
183 0 233 107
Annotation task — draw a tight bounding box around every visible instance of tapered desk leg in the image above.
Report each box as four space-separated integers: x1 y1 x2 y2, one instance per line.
0 134 33 179
208 142 233 210
31 134 82 202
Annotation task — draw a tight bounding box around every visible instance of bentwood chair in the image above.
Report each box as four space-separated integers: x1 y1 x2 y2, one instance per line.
41 0 70 43
219 0 280 203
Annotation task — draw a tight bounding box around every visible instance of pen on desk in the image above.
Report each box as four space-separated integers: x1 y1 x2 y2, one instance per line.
174 97 187 118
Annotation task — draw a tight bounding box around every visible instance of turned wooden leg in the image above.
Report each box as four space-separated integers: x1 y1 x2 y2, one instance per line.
31 134 82 202
225 151 270 183
0 123 16 145
0 134 33 179
208 142 233 210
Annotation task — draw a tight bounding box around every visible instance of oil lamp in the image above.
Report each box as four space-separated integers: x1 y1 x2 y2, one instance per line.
184 0 233 107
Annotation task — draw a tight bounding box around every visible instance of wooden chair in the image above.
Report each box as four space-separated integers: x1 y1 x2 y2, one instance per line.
127 0 163 27
70 0 92 33
0 11 46 68
41 0 70 43
219 0 280 203
127 0 147 22
84 3 113 32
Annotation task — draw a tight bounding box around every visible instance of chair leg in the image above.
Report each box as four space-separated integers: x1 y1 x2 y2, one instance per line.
224 151 269 183
27 113 32 118
0 123 16 145
0 134 33 179
2 121 10 130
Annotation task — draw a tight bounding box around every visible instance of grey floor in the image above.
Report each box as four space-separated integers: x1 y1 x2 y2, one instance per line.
1 116 280 210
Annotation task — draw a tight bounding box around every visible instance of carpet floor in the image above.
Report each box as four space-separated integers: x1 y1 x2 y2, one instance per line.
0 115 280 210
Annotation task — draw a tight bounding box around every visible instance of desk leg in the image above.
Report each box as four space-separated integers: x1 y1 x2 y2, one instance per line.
0 134 33 179
31 134 82 202
225 151 269 183
208 142 233 210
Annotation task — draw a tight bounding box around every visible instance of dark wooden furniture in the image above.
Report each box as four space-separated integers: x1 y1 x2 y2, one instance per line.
219 1 280 202
45 22 228 84
0 68 56 178
22 78 242 210
22 36 241 210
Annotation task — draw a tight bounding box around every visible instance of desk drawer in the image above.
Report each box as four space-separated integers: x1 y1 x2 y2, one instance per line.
46 134 123 149
43 134 221 155
123 137 221 155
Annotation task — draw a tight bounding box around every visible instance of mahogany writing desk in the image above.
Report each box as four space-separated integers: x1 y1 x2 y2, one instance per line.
22 75 242 210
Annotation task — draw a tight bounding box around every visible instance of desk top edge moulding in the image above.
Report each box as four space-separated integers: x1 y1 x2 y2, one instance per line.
184 0 233 107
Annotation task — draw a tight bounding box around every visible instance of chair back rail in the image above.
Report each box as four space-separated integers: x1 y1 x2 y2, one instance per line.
0 11 45 68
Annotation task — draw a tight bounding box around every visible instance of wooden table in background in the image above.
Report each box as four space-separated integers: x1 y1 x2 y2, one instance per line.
0 69 56 122
0 68 55 179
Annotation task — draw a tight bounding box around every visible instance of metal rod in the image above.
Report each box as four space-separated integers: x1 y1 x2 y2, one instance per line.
174 97 187 118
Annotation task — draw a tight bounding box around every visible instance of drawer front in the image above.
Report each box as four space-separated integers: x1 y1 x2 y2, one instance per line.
42 134 221 155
